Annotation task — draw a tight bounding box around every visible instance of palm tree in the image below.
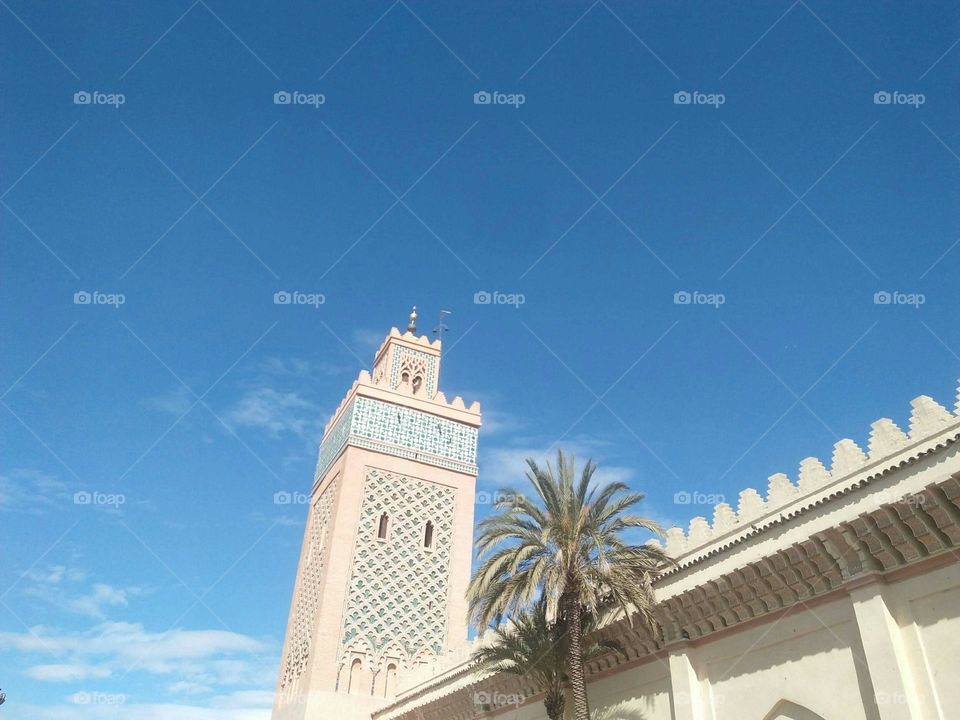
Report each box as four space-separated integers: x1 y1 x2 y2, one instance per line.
472 598 625 720
468 450 671 720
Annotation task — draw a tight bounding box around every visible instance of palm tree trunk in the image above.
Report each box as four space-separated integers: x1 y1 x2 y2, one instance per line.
563 593 591 720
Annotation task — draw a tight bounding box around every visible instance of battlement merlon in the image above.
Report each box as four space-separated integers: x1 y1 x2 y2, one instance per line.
661 380 960 562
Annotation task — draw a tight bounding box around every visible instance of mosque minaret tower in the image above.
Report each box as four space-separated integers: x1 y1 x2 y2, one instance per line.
272 309 480 720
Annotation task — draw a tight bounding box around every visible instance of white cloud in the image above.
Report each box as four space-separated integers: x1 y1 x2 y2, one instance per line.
476 441 677 535
167 680 213 695
1 621 274 686
0 469 68 513
351 328 385 357
65 584 134 620
257 356 348 379
21 570 141 621
459 391 523 436
141 386 194 416
26 664 112 682
479 442 636 491
221 387 323 441
16 697 272 720
24 566 87 585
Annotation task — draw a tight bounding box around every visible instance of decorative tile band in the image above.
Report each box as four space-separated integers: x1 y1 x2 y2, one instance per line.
315 396 479 481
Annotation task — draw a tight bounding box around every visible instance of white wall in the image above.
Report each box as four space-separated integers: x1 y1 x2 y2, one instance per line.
471 561 960 720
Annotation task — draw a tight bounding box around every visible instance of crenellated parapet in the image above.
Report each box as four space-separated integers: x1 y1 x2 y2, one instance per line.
321 370 481 438
662 381 960 560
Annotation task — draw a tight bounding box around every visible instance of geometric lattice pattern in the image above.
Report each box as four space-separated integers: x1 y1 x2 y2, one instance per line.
389 345 438 397
280 479 337 689
338 467 455 670
315 397 478 481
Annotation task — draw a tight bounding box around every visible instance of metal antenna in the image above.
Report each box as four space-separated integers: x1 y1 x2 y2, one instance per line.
433 309 451 354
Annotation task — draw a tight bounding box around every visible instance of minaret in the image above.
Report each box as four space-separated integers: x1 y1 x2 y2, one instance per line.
272 310 481 720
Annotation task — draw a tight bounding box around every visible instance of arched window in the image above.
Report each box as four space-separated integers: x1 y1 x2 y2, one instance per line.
377 512 389 540
384 663 398 697
424 521 434 548
411 375 423 394
348 658 363 695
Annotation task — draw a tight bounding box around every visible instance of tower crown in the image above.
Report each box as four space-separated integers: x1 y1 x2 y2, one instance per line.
371 326 442 399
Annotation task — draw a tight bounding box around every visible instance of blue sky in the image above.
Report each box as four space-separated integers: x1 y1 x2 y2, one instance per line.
2 1 959 717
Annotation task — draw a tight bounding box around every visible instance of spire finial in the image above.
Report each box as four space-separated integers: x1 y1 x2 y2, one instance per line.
407 306 418 333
